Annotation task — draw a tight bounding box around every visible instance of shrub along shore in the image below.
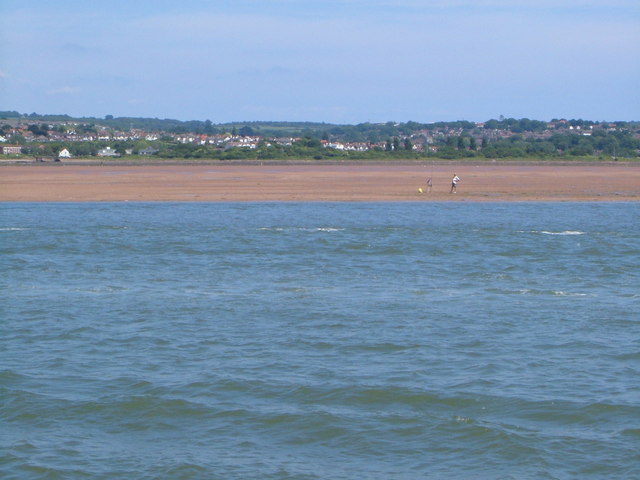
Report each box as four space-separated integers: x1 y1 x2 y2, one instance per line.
1 154 638 167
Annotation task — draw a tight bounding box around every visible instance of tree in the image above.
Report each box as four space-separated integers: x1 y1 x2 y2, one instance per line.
404 138 413 151
569 138 594 156
27 124 48 136
10 134 26 145
302 136 321 148
482 144 497 158
239 125 254 137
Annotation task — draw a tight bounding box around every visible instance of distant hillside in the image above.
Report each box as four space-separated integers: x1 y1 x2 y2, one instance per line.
0 111 340 137
3 111 638 139
2 111 639 160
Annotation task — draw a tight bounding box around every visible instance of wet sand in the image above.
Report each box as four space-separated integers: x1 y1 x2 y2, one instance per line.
1 163 639 202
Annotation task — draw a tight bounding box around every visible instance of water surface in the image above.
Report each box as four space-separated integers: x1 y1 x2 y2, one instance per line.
2 202 639 479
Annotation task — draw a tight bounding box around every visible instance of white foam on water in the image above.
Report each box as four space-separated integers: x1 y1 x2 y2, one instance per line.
258 226 344 232
519 230 586 236
258 227 285 231
540 230 585 236
514 289 588 297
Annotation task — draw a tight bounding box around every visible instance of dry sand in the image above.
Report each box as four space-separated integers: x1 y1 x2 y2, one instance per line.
1 163 639 202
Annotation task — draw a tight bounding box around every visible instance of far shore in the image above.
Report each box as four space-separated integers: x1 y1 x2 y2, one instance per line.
1 162 639 202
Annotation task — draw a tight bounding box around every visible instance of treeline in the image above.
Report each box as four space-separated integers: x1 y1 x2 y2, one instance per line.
16 138 399 161
437 130 638 158
3 111 639 159
3 110 638 138
1 111 336 137
16 129 639 160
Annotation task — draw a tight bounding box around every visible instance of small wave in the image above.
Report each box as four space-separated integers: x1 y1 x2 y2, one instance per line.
518 230 586 236
0 227 28 231
486 288 587 297
540 230 585 236
73 285 129 294
258 226 344 233
552 291 587 297
258 227 285 231
0 369 27 383
453 415 475 424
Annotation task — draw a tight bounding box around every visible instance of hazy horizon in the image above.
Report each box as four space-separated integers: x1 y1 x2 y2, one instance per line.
2 111 636 126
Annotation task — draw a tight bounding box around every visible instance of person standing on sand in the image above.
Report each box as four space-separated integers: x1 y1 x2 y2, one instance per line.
450 174 460 193
426 177 432 193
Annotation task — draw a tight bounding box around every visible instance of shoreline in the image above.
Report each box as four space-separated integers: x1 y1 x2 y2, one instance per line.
1 157 635 167
1 163 639 202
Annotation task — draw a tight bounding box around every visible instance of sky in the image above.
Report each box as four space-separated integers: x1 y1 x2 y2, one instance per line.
1 0 638 124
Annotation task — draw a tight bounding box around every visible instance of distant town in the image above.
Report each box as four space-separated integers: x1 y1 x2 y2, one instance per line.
1 112 638 161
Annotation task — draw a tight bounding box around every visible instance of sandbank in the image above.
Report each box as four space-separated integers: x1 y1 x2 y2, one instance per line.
1 163 639 202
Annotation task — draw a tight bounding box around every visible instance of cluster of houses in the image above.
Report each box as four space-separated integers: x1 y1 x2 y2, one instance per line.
0 119 632 158
0 143 158 158
0 121 469 156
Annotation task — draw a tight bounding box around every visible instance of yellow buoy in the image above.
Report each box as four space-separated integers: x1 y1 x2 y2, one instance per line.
418 187 423 193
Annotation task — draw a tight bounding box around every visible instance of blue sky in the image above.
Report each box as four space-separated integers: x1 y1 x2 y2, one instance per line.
1 0 638 123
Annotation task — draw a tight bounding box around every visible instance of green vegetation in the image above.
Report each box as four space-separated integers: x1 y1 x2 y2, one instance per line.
1 111 638 162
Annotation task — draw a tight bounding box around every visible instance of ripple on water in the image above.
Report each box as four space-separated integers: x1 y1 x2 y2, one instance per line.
3 202 640 480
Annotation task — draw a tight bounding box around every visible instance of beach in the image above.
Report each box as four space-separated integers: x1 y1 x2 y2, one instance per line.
1 163 639 202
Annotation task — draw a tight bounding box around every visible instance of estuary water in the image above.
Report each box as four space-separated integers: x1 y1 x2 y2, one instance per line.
1 202 639 479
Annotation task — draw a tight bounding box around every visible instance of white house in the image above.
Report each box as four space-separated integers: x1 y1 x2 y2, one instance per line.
58 148 72 158
97 146 120 157
0 145 22 154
